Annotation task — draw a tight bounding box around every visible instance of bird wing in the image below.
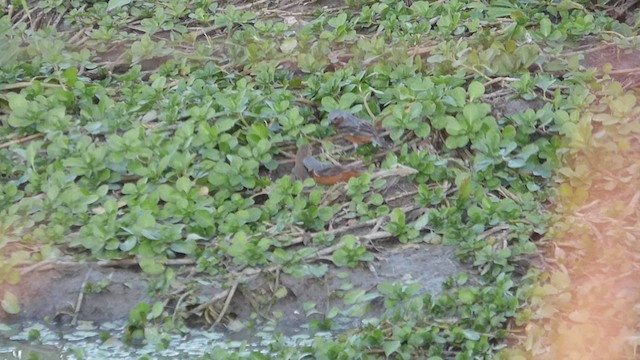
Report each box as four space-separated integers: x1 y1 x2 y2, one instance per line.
303 156 335 172
338 119 377 137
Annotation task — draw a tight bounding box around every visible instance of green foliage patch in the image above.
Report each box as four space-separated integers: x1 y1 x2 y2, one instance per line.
1 0 639 358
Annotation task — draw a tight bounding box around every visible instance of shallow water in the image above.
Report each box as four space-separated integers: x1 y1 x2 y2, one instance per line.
0 321 329 359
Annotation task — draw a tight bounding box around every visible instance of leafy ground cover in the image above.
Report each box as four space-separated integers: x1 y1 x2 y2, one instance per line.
1 0 640 358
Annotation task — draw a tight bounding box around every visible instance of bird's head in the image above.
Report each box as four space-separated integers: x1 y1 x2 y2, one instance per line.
328 109 350 126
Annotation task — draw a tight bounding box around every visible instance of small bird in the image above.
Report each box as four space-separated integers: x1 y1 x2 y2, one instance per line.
329 110 391 149
302 156 361 185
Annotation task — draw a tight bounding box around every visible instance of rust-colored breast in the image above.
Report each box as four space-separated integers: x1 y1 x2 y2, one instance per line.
344 134 374 144
310 169 360 185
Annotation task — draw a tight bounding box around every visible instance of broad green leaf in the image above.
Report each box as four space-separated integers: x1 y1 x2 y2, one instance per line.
274 287 288 299
326 306 340 319
468 81 485 101
328 12 347 28
463 329 481 340
458 288 475 304
338 93 359 109
462 103 490 122
411 1 430 15
540 17 552 37
176 177 192 193
450 87 467 107
383 340 402 357
1 292 20 314
445 118 462 135
171 240 196 255
514 44 540 69
64 67 78 87
227 231 248 258
120 237 137 252
280 38 298 54
609 93 636 115
107 0 132 11
7 93 34 128
413 213 430 230
138 258 165 275
445 135 469 149
343 289 367 305
150 301 164 319
217 117 236 132
135 212 156 230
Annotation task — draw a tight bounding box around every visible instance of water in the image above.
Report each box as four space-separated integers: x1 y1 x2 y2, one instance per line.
0 321 329 359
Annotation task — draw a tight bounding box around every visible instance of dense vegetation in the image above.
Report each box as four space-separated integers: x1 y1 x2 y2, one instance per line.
1 0 640 358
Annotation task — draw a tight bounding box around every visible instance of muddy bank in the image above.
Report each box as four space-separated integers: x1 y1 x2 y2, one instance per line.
2 244 464 333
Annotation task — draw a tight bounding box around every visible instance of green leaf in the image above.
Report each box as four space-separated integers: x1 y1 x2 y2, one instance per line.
411 1 430 15
457 273 468 285
609 93 637 115
458 288 475 304
227 231 248 258
217 117 236 132
463 329 481 340
139 258 165 275
415 122 431 138
250 123 269 140
389 208 406 225
107 0 132 11
343 289 367 305
445 118 462 135
119 237 137 252
513 44 540 70
338 93 359 109
369 193 384 206
280 38 298 54
175 177 192 193
328 12 347 28
450 87 467 107
150 301 164 319
468 81 485 102
25 140 42 170
254 139 271 154
445 135 469 149
462 103 490 122
540 17 552 37
171 240 196 255
28 329 40 341
274 287 288 299
413 213 430 230
7 93 34 128
135 212 156 230
327 306 340 319
1 292 20 314
64 67 78 87
383 340 402 357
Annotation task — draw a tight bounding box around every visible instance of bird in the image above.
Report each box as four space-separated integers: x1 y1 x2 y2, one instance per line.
328 110 391 149
302 156 361 185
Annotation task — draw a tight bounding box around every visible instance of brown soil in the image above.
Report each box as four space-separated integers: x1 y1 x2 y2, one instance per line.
582 42 640 88
1 244 466 335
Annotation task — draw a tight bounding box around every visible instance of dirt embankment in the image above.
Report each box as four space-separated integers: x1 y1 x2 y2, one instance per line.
2 244 464 332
